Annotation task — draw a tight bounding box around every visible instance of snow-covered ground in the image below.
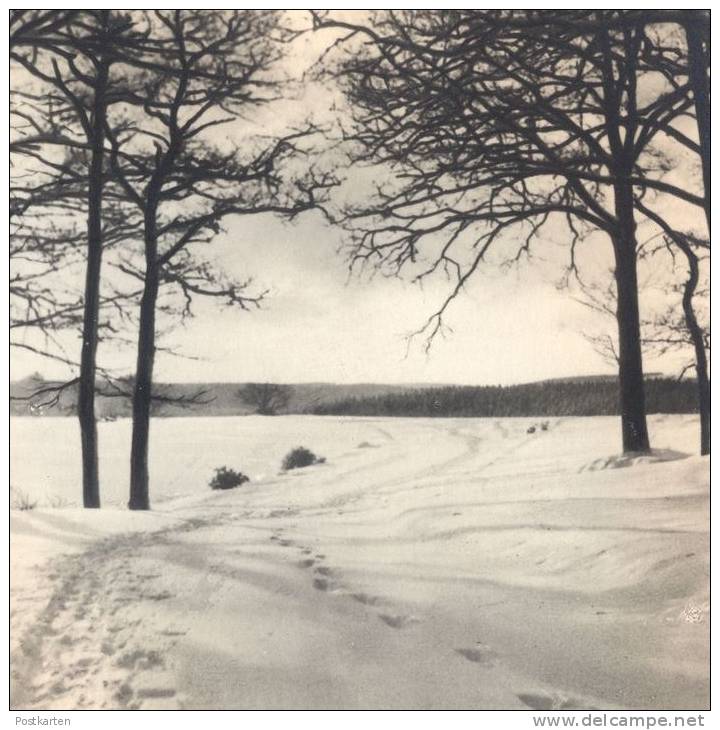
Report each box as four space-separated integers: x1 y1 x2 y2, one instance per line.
10 414 709 710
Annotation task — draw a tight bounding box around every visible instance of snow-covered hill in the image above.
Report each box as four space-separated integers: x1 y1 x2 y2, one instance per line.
10 414 709 709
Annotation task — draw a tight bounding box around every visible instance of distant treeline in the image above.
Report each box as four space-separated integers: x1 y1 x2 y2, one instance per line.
9 378 440 418
11 376 701 419
309 378 701 417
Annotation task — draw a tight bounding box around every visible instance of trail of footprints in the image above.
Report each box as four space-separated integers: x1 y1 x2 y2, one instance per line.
270 529 420 629
13 511 252 710
270 527 594 711
13 509 594 711
12 534 187 710
269 530 472 644
14 512 251 710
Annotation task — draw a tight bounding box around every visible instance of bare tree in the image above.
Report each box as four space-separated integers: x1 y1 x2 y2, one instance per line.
638 226 710 456
314 9 704 453
679 11 710 231
576 233 709 455
10 15 92 375
628 10 710 454
10 10 145 507
107 10 334 509
571 10 709 454
238 383 293 415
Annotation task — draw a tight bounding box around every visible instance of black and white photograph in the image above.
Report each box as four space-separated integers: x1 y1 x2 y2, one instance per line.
8 8 710 714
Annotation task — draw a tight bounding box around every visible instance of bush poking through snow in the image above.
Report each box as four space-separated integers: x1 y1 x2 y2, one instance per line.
209 467 249 490
282 447 325 471
11 487 37 511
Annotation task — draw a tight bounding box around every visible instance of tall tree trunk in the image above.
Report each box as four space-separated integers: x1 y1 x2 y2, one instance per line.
683 15 711 453
673 237 710 455
684 13 710 233
128 212 160 510
613 183 651 453
683 270 711 457
597 23 650 453
128 125 179 510
78 53 110 509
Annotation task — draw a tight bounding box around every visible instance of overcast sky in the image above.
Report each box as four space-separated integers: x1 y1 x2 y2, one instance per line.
11 205 687 385
10 11 697 386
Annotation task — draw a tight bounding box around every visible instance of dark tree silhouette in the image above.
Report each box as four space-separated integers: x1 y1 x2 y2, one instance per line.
576 229 709 456
10 10 145 507
107 11 334 509
679 11 710 232
659 239 709 456
636 222 710 456
626 12 710 455
314 9 705 453
571 11 709 455
238 383 293 415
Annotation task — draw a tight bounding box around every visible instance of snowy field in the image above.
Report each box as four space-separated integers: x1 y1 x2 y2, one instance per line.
10 414 709 710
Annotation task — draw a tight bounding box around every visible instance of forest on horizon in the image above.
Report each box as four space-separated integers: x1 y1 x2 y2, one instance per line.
10 375 702 419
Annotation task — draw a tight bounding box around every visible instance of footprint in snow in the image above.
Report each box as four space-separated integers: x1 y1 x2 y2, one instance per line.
351 592 383 607
517 692 595 711
115 649 164 671
313 577 332 591
378 613 418 629
455 644 496 666
143 591 173 602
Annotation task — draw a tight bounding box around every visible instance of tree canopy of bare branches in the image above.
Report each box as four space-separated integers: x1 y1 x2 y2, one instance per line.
11 10 150 506
314 9 707 453
103 10 335 509
238 383 293 416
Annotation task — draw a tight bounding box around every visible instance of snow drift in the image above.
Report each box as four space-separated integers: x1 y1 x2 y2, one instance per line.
10 414 709 709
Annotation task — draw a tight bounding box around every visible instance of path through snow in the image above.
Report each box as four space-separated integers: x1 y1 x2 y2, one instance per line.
10 415 709 709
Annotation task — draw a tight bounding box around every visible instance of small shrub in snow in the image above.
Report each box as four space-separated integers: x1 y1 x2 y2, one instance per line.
209 467 249 490
282 447 325 471
11 487 37 511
